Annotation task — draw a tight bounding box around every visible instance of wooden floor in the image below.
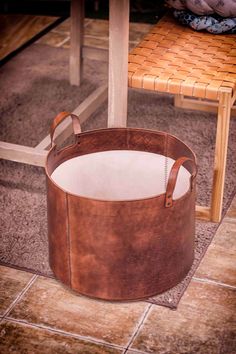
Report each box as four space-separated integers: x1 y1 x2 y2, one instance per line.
0 14 60 61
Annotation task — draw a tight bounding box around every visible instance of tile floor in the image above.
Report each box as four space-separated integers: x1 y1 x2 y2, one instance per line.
37 17 152 49
1 16 236 354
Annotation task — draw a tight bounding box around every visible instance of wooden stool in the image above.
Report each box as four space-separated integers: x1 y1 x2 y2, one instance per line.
128 15 236 222
0 0 130 166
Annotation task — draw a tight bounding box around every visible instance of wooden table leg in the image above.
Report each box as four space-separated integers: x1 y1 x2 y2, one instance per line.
70 0 84 86
108 0 129 127
211 89 232 222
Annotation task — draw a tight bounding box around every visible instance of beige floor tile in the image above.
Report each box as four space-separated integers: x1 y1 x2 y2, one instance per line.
36 31 69 47
53 18 71 34
195 221 236 286
225 195 236 219
0 266 33 316
84 19 109 38
0 320 122 354
55 18 151 43
84 36 109 49
55 18 93 35
63 36 109 50
63 36 135 51
131 281 236 354
62 37 139 52
43 18 150 50
9 276 148 346
84 19 151 43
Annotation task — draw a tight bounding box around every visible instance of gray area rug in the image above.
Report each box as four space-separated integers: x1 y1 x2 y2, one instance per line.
0 44 235 309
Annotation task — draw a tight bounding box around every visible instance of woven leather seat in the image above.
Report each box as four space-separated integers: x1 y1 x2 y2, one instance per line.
128 15 236 222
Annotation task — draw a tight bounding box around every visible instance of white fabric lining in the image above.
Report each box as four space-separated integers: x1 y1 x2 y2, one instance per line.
51 150 191 201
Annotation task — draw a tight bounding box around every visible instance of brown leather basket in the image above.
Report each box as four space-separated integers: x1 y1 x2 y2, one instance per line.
45 112 197 301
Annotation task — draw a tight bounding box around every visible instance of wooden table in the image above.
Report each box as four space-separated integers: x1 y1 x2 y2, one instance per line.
0 0 130 165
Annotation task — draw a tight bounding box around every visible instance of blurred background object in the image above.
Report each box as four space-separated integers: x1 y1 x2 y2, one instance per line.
0 0 167 23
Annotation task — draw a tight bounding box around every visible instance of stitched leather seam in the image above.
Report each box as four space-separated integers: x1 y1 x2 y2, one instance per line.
66 193 72 288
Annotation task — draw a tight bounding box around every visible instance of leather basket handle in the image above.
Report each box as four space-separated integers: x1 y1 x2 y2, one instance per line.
50 111 81 148
165 157 197 208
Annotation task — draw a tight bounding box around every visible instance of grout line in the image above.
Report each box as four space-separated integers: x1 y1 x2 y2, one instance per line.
51 33 141 46
125 349 150 354
4 317 125 351
122 304 152 354
84 34 109 40
84 19 94 28
83 33 142 44
51 29 70 35
222 216 236 224
193 276 236 290
1 275 38 319
56 35 70 48
52 18 94 35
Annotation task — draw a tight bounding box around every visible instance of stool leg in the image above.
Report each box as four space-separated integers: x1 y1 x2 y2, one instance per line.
174 95 184 108
211 90 231 222
70 0 84 86
108 0 129 127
